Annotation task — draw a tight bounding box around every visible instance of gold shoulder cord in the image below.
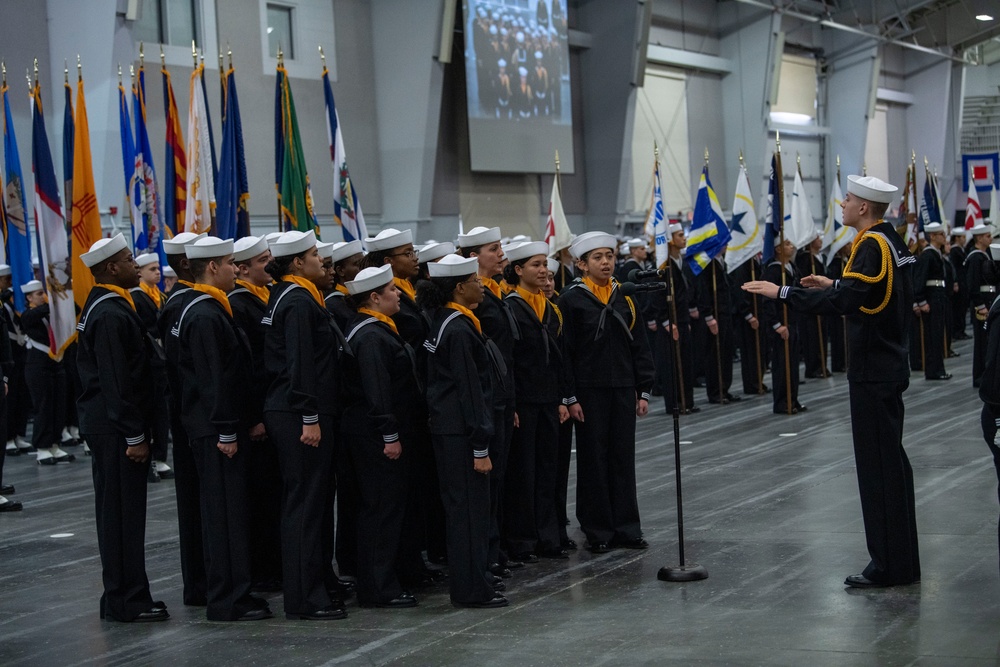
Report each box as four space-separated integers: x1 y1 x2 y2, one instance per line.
624 295 637 329
547 299 564 336
842 232 893 315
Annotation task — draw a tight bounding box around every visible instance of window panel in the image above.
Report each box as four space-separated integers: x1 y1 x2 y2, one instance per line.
267 4 294 59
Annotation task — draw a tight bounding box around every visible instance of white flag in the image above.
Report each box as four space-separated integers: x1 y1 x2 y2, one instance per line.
990 184 999 237
822 177 843 251
649 162 669 269
544 177 572 256
965 168 984 230
726 164 762 273
786 169 817 249
184 65 215 234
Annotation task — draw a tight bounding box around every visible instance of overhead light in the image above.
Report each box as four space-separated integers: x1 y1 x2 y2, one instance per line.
770 111 814 126
976 14 994 21
267 26 274 34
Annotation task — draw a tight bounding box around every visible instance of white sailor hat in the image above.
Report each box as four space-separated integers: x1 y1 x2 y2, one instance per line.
570 231 617 259
271 229 318 258
627 238 645 249
668 223 683 236
546 257 560 274
20 279 43 294
329 240 364 263
81 233 129 267
187 236 234 259
950 227 968 236
428 253 479 278
489 25 498 35
365 228 413 252
418 241 456 263
773 232 786 247
501 241 521 257
518 66 528 77
534 50 543 59
847 175 898 204
970 223 992 236
829 225 857 257
135 252 160 267
458 226 502 247
506 241 549 263
233 236 269 262
163 266 177 278
264 232 284 247
346 264 394 296
162 232 207 255
923 222 945 234
511 234 531 243
0 264 10 277
317 241 335 260
516 31 525 42
498 58 507 68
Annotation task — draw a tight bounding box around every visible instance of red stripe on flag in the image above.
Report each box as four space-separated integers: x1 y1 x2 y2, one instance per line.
974 165 988 180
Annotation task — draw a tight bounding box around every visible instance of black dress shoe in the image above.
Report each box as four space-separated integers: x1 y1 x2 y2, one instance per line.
724 393 742 402
492 580 506 592
561 538 578 551
375 593 417 608
844 574 892 588
327 579 355 599
684 406 702 414
453 595 508 609
794 404 808 412
510 552 538 564
147 467 161 483
927 373 952 380
286 605 348 620
586 542 611 554
613 537 649 550
539 547 569 560
108 607 170 623
1 484 15 494
489 563 512 578
235 607 273 621
0 499 23 512
708 398 729 405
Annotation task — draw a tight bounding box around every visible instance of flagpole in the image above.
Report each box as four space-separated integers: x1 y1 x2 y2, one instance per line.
776 133 792 415
800 153 828 379
704 148 728 405
742 150 765 395
837 155 848 370
276 44 284 232
659 144 686 414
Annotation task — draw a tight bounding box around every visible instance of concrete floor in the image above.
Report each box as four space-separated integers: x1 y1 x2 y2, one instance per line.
2 334 1000 666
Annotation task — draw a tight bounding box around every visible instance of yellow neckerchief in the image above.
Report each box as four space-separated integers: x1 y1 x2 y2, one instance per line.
235 279 270 304
177 279 195 289
843 220 893 315
281 274 324 307
139 281 163 308
359 307 399 335
499 279 515 295
393 277 416 301
96 283 136 311
193 283 234 318
334 283 349 295
446 301 483 335
582 276 613 305
481 276 502 299
515 285 546 322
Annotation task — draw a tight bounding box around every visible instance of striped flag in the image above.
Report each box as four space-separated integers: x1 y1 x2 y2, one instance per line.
70 75 103 310
965 168 984 230
117 76 135 236
544 175 571 256
685 165 732 275
185 62 215 234
161 65 186 236
275 64 318 234
323 65 366 246
648 158 669 270
762 152 783 265
30 79 76 359
726 163 762 273
4 81 34 312
216 66 250 240
133 66 166 266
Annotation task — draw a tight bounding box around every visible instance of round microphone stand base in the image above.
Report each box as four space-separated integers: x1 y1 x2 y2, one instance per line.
658 563 709 582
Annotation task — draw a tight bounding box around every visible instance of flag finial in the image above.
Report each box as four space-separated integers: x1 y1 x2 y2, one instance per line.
923 155 929 169
776 131 781 152
319 45 326 68
910 149 916 164
219 50 224 70
139 42 144 66
192 40 198 67
228 43 233 69
64 59 68 83
704 147 709 166
1 61 5 84
836 154 840 168
554 149 560 171
25 68 31 92
738 149 744 166
77 55 81 82
862 161 867 176
653 140 659 161
129 64 135 80
33 58 38 80
117 63 121 85
277 43 284 66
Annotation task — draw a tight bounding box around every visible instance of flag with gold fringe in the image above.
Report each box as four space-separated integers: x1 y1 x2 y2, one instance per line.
685 165 731 275
70 74 103 310
274 64 317 234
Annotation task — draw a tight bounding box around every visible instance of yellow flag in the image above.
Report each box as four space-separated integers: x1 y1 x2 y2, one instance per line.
71 77 103 310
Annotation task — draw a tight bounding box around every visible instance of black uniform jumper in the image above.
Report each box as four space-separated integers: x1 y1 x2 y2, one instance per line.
229 284 283 587
21 303 66 450
325 287 354 332
978 295 1000 575
502 290 565 556
0 317 13 490
425 307 502 605
731 257 768 395
158 283 207 605
762 260 802 414
696 258 746 401
76 287 156 621
966 248 996 387
130 286 171 465
776 222 919 585
341 314 420 605
2 293 29 443
173 290 259 621
826 254 849 371
558 280 654 546
949 243 969 338
650 255 696 413
263 280 343 617
796 250 828 377
912 245 949 379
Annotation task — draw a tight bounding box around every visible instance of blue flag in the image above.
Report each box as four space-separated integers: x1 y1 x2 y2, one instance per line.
62 80 74 227
133 67 166 273
762 153 783 264
3 83 34 312
685 166 732 275
199 66 218 193
920 168 941 229
216 67 250 240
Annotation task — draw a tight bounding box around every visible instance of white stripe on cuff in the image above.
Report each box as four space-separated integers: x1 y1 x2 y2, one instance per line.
563 396 578 405
219 433 237 444
302 414 319 425
640 392 651 401
473 448 489 458
779 285 791 299
383 433 399 443
125 434 145 446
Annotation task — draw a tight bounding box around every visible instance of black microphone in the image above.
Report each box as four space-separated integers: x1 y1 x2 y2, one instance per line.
628 267 666 282
620 281 667 296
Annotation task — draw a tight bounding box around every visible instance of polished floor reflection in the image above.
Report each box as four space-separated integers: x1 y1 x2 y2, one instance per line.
1 334 998 665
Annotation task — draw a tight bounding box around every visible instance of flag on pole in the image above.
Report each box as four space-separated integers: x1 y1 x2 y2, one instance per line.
786 167 816 250
199 63 218 192
900 162 919 245
544 175 572 256
726 163 762 273
274 64 318 234
965 167 985 230
4 80 34 312
133 66 166 271
70 75 103 310
919 166 941 229
823 172 845 251
762 152 783 265
685 165 732 275
161 65 186 236
458 213 464 237
648 157 669 270
61 77 73 226
989 183 999 237
185 61 215 234
323 65 367 246
117 75 135 225
30 79 76 359
933 169 950 231
216 65 250 240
